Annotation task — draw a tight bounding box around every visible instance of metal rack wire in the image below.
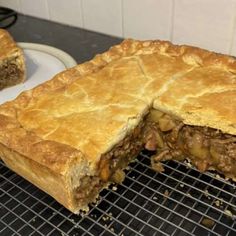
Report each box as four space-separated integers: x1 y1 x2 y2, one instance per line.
1 151 236 236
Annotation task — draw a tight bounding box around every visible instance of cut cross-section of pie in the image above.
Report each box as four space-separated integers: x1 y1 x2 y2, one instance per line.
0 29 25 90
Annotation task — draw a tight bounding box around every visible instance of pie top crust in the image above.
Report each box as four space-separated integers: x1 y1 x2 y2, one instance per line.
0 39 236 175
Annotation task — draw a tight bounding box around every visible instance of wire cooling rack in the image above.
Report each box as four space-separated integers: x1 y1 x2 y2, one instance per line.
1 151 236 236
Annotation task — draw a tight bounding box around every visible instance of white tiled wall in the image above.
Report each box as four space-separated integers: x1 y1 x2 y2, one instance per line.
19 0 49 19
47 0 83 27
172 0 236 54
123 0 173 40
1 0 236 55
0 0 20 11
82 0 123 37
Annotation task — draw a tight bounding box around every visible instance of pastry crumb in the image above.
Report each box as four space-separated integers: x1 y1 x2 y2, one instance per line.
152 162 164 172
184 160 192 168
219 198 223 205
108 212 113 220
214 200 220 207
201 217 215 228
215 174 221 179
112 186 118 191
102 215 110 221
102 212 113 222
204 190 209 197
224 209 233 218
164 190 169 198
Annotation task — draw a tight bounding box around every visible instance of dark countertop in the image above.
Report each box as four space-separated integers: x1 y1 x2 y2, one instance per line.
8 14 123 64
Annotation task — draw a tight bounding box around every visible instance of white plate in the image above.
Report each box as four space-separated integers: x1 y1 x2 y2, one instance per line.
0 42 77 104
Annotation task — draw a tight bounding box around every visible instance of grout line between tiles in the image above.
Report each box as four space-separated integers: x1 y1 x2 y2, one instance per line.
45 0 51 21
121 0 124 38
170 0 175 42
228 0 236 55
80 0 85 29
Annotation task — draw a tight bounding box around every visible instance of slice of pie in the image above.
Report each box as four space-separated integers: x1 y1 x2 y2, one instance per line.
0 29 25 90
0 39 235 213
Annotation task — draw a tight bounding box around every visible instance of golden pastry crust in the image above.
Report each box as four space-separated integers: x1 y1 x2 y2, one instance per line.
0 29 20 60
0 29 25 89
0 39 236 212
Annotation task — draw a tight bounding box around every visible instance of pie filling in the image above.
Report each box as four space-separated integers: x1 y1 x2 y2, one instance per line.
0 60 22 90
73 109 236 209
145 109 236 179
73 121 144 208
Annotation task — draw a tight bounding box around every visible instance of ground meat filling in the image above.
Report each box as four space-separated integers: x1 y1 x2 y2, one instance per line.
98 122 144 185
146 109 236 179
0 61 21 90
74 176 102 205
74 110 236 207
74 121 144 206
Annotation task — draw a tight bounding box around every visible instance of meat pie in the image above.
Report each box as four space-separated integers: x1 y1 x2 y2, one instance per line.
0 29 25 90
0 39 236 213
